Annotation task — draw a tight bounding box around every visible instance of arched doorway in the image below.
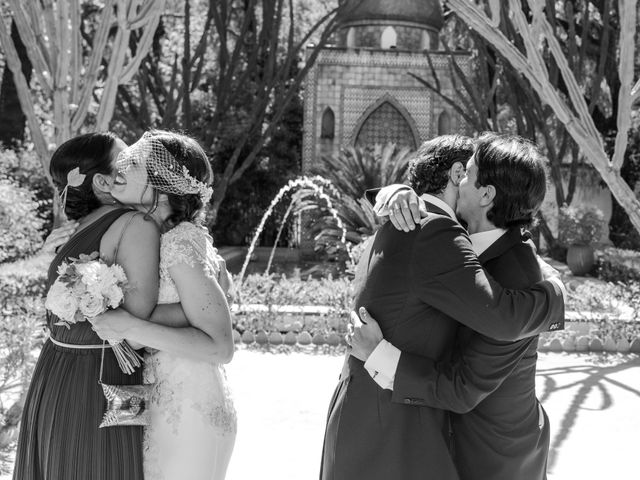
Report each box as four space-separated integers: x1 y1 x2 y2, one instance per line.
355 101 417 149
437 110 451 135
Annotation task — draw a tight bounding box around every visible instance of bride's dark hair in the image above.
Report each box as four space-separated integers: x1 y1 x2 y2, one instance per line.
49 132 119 220
144 130 213 231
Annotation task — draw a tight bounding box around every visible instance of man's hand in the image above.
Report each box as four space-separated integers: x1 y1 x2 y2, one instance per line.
347 307 384 362
387 189 427 232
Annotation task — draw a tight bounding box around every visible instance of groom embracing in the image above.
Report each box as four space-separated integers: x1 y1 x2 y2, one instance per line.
354 132 556 480
320 135 564 480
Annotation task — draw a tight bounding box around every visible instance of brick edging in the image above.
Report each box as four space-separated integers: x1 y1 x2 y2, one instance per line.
538 336 640 353
232 329 640 353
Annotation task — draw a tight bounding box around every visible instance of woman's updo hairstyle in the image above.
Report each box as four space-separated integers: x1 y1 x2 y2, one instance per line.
145 130 213 230
50 132 119 220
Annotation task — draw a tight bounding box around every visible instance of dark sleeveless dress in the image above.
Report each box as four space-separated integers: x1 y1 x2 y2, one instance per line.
13 208 145 480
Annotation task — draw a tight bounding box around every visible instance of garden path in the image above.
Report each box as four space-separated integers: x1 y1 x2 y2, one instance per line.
2 350 638 479
221 350 638 480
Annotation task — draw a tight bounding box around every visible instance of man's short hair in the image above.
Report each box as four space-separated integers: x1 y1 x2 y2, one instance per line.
474 132 548 229
409 135 475 195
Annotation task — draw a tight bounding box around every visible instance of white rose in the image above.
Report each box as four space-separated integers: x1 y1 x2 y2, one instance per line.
45 281 78 323
78 292 106 318
90 274 115 298
110 264 127 283
71 280 86 297
97 263 115 282
76 262 102 290
105 285 124 309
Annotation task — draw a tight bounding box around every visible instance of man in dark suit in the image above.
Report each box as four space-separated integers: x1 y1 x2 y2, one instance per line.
351 133 556 479
320 135 564 480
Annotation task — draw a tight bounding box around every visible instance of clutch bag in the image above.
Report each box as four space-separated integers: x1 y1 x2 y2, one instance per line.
99 382 153 428
97 341 154 428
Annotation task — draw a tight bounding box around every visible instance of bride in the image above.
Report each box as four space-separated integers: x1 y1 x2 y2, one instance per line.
92 130 236 480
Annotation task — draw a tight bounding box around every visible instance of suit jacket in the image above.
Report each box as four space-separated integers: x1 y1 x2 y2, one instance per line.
320 195 564 480
393 228 551 480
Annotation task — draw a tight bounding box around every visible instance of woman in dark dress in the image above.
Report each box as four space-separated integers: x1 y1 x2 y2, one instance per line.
13 132 160 480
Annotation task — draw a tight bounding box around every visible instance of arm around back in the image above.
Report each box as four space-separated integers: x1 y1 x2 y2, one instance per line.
411 215 564 341
109 212 160 321
122 226 234 364
391 335 534 411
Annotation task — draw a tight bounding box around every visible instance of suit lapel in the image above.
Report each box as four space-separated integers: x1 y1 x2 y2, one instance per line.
478 228 523 264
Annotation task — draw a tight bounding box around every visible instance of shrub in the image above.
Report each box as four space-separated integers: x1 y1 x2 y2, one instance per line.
595 246 640 283
0 178 47 263
233 271 353 334
0 147 54 227
235 270 353 310
550 279 640 343
558 204 605 247
0 255 49 450
297 143 412 261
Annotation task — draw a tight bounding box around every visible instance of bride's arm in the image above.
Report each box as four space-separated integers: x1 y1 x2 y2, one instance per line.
134 261 233 363
149 256 235 327
147 263 234 328
93 260 233 364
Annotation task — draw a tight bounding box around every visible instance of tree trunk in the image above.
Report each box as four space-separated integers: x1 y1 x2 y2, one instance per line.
446 0 640 237
0 21 31 147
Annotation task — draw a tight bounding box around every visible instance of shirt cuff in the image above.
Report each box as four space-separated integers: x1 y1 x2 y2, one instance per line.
364 339 401 390
547 276 568 301
364 369 394 390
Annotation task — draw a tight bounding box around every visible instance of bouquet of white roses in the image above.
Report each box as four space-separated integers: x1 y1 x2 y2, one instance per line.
45 252 142 374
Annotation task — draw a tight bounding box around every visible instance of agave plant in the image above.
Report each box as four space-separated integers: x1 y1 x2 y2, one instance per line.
293 143 414 260
314 143 413 200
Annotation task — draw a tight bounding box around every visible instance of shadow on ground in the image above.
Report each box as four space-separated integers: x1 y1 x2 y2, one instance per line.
536 355 640 471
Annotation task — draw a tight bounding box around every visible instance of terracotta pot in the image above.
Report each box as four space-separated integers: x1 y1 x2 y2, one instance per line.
566 244 595 276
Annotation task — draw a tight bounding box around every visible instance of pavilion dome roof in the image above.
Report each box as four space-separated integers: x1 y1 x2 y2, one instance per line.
337 0 444 31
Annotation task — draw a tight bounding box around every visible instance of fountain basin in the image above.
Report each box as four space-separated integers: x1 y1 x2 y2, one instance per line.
231 303 348 333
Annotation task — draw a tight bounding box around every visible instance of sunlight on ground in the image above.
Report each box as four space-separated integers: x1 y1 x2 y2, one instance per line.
2 350 639 480
225 350 639 480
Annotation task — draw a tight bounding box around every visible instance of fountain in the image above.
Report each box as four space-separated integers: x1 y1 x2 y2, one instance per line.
237 175 352 285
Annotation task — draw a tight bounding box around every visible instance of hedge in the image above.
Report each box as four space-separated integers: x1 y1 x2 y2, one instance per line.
595 246 640 283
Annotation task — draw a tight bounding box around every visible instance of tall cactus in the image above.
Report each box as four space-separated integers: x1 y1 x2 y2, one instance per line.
0 0 165 219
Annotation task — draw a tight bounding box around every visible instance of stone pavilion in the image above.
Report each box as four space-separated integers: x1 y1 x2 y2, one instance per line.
302 0 471 172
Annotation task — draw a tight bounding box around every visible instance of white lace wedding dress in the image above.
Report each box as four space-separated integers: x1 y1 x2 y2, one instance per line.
143 222 237 480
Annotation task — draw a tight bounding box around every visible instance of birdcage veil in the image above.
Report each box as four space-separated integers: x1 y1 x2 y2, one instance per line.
116 132 213 204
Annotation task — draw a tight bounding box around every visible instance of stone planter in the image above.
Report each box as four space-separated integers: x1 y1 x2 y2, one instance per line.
566 244 595 276
283 331 298 345
268 331 284 345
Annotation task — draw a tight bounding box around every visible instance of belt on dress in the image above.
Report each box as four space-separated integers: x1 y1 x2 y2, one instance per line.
49 337 112 349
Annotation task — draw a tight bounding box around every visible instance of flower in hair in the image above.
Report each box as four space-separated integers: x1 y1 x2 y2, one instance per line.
59 167 86 211
66 167 86 187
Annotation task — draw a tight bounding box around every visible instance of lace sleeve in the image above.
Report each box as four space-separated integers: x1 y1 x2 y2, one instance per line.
161 223 221 281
